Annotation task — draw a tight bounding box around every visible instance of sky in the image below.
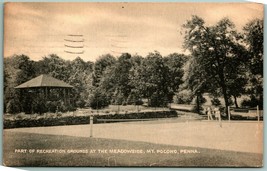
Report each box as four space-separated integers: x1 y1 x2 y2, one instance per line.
4 2 263 62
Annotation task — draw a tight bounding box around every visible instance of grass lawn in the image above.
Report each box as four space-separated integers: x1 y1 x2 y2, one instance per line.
3 131 262 167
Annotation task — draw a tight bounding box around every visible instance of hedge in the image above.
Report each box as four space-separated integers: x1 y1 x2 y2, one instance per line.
4 110 178 129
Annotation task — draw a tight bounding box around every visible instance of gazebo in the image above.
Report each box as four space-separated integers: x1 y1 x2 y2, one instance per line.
15 74 74 113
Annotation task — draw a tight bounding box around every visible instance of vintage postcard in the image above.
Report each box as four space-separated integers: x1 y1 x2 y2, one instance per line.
3 2 263 167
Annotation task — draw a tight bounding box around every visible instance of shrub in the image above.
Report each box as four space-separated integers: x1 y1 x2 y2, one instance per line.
211 98 221 106
16 113 24 120
4 110 178 128
6 99 20 114
149 92 168 107
46 101 57 113
173 89 193 104
89 90 110 109
241 96 262 109
66 105 76 112
192 95 206 113
76 100 86 108
135 100 143 105
32 96 47 114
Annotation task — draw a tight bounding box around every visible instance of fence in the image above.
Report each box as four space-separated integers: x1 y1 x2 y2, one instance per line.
227 105 263 121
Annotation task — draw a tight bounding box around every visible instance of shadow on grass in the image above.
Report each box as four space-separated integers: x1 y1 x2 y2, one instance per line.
3 131 262 167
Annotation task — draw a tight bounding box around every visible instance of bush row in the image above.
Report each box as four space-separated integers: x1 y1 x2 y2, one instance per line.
4 110 178 129
96 111 177 119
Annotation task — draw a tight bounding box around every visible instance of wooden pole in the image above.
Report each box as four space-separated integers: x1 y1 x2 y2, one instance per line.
228 106 231 121
219 112 222 127
90 115 93 137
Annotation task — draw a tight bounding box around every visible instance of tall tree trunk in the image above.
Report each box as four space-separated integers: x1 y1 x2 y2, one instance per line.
222 86 229 115
259 93 263 109
196 95 200 114
219 72 229 115
233 95 238 108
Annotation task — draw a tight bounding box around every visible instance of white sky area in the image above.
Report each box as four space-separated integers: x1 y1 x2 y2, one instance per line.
4 2 263 62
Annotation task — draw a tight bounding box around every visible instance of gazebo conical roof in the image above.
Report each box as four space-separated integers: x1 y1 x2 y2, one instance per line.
15 74 73 89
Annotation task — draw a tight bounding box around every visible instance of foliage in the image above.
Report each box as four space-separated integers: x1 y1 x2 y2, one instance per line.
4 54 92 114
4 55 36 114
4 16 263 114
173 89 193 104
243 19 263 77
94 52 186 107
93 54 116 87
164 53 187 101
242 19 263 108
130 52 178 107
241 96 262 109
107 53 133 104
6 98 20 114
183 16 247 113
192 94 206 113
211 98 221 106
89 88 110 109
35 55 94 108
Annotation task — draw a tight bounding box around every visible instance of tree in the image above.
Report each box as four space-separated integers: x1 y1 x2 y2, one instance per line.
227 69 247 108
93 54 116 87
14 54 36 85
111 53 133 102
96 53 134 105
68 57 94 107
4 54 36 113
243 19 263 108
183 16 247 113
131 51 171 107
88 88 110 109
164 53 187 101
183 57 210 113
243 19 263 76
35 54 70 81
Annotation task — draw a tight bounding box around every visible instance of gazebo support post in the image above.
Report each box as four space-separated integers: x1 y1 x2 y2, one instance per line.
19 89 23 112
64 88 66 104
45 87 48 100
47 87 50 99
68 88 70 105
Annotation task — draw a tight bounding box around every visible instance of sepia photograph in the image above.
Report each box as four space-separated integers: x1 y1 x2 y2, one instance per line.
2 2 264 167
